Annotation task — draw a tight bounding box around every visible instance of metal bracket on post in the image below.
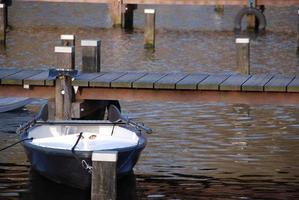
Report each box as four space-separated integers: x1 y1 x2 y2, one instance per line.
49 68 78 79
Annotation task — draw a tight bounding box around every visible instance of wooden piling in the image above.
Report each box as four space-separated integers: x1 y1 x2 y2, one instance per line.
297 10 299 53
61 34 75 46
122 4 136 30
214 5 224 13
236 38 250 75
81 40 101 72
0 4 6 46
91 151 118 200
54 46 75 120
247 0 256 29
54 46 75 69
108 0 122 27
144 9 155 49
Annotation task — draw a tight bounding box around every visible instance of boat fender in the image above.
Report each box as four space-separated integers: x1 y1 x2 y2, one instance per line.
234 7 266 31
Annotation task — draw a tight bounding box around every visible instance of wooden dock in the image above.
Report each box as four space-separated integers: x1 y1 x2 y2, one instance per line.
0 68 298 105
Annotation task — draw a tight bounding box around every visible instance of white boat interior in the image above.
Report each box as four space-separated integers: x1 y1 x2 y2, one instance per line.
28 124 140 151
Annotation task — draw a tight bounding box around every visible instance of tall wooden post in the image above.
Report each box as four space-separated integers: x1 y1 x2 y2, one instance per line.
61 34 75 46
122 4 136 30
108 0 122 27
0 4 6 46
81 40 101 72
91 151 118 200
247 0 256 30
236 38 250 75
297 10 299 53
144 9 156 49
54 46 75 120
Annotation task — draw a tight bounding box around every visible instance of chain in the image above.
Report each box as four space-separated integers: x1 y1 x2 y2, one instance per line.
82 160 93 174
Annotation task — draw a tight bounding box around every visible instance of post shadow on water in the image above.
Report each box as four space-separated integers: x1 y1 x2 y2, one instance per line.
21 169 138 200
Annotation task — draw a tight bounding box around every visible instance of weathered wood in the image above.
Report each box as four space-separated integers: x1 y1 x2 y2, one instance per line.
220 74 251 91
91 151 117 200
236 38 250 75
198 74 231 90
264 75 295 92
111 72 146 88
154 73 188 89
287 76 299 92
81 40 101 73
73 72 105 87
1 70 43 85
132 73 166 89
55 46 75 69
144 9 155 49
242 74 273 91
247 0 256 29
55 76 72 120
0 4 6 46
0 68 20 80
108 0 122 26
214 4 224 13
122 4 136 29
89 72 127 87
61 34 75 46
24 70 55 86
176 73 208 90
297 10 299 53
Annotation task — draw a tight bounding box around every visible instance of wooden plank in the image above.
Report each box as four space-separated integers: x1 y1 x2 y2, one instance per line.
220 74 251 91
287 76 299 93
198 74 231 90
24 70 55 86
73 72 105 87
0 68 20 81
176 73 208 90
132 73 166 89
1 70 44 85
111 72 147 88
264 75 295 92
242 74 273 91
89 72 127 87
154 73 188 89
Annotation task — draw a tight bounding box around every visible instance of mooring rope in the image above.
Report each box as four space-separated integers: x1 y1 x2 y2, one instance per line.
0 137 33 152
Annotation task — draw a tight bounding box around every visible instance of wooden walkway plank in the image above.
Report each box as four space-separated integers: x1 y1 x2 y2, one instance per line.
73 72 105 87
198 74 231 90
23 70 55 86
0 68 21 81
89 72 127 87
176 73 208 90
287 76 299 92
111 72 147 88
1 70 44 85
132 73 167 89
154 73 189 89
220 74 251 91
264 75 295 92
242 74 273 92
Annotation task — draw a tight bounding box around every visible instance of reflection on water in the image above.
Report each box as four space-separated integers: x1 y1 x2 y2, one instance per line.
0 2 299 199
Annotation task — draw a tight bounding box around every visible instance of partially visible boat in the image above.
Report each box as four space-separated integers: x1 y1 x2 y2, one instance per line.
0 97 32 113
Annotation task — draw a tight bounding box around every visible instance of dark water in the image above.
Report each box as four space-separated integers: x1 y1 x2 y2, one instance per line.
1 2 299 200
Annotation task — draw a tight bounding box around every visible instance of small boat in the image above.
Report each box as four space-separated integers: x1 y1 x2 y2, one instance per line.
19 105 150 189
0 97 32 113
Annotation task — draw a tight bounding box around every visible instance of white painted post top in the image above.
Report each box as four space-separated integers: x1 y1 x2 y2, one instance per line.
54 46 74 53
0 4 5 8
81 40 101 47
144 9 155 14
236 38 250 44
92 151 118 162
60 34 75 40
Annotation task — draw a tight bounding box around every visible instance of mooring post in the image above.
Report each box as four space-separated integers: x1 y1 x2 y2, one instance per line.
61 34 75 46
122 4 136 30
144 9 156 49
108 0 122 27
297 10 299 53
54 46 75 120
247 0 256 29
0 4 6 46
81 40 101 72
214 5 224 13
91 151 118 200
236 38 250 75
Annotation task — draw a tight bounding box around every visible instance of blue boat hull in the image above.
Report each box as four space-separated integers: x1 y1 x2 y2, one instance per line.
21 130 146 190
